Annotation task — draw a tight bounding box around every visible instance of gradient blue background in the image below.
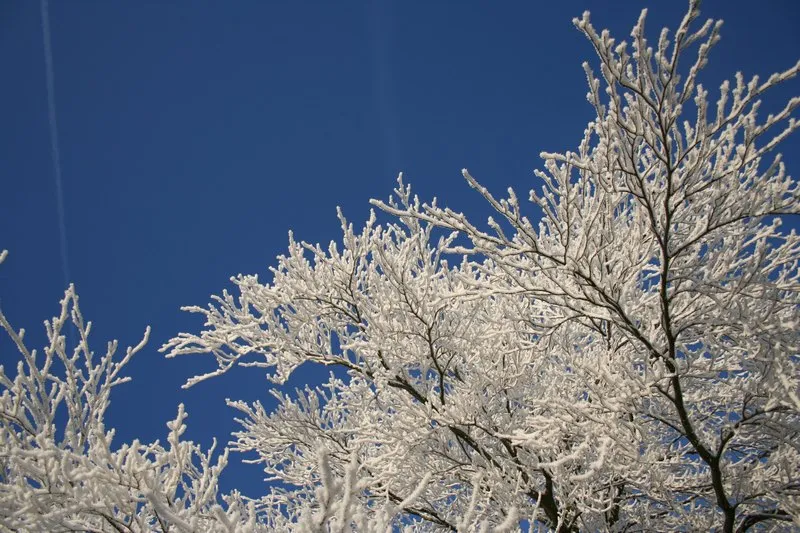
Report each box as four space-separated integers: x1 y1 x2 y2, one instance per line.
2 1 798 498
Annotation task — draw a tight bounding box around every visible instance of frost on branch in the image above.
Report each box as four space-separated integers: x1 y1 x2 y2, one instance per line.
4 2 792 532
0 265 258 532
376 1 800 530
167 2 799 531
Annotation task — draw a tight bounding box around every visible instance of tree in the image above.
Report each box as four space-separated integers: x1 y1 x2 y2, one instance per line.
0 252 264 532
2 2 799 531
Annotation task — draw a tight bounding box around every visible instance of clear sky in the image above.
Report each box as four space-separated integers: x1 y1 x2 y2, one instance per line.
1 0 798 498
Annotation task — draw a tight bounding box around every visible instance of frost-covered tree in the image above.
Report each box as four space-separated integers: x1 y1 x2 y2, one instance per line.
165 2 800 531
0 250 261 532
3 1 800 532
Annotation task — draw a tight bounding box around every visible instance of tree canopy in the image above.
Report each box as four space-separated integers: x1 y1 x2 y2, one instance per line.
2 2 799 531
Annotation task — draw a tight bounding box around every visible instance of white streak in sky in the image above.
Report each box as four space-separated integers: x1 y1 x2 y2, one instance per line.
41 0 71 289
369 0 401 177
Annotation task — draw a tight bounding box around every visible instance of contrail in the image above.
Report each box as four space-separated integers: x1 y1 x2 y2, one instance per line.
40 0 71 290
368 0 402 179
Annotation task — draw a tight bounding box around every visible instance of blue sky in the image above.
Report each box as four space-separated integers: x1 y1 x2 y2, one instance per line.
1 1 798 498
